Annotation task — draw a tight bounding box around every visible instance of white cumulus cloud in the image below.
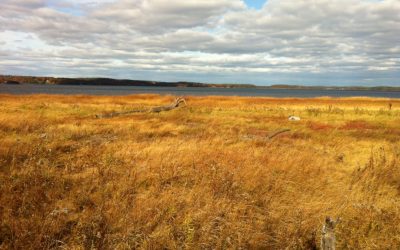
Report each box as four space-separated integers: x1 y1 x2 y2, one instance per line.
0 0 399 85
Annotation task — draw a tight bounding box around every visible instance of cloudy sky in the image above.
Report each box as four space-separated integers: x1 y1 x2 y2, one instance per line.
0 0 399 86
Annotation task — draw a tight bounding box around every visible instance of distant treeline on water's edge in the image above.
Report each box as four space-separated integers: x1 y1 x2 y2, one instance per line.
1 75 399 92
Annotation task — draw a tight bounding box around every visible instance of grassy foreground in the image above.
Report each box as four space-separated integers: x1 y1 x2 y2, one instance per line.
0 94 400 249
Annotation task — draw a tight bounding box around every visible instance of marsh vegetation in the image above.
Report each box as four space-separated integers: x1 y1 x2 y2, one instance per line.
0 94 399 249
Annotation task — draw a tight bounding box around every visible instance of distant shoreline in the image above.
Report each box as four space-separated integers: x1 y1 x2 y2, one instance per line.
1 75 399 92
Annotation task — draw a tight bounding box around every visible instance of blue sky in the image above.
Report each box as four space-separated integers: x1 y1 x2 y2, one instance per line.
244 0 266 9
0 0 399 86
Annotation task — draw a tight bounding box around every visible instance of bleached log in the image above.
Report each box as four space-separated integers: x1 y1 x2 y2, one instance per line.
267 128 291 139
95 97 186 118
321 217 340 250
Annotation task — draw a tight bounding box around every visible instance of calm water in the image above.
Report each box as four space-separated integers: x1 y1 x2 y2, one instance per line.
1 84 400 98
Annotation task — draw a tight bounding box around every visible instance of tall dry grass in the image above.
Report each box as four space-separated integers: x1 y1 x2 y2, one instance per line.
0 94 400 249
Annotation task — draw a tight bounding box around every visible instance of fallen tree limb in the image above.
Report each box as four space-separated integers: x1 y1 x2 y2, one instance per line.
267 128 291 139
95 97 187 118
321 217 340 250
149 97 187 113
242 128 291 141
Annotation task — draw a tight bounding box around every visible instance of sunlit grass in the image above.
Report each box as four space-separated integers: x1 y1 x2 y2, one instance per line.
0 94 399 249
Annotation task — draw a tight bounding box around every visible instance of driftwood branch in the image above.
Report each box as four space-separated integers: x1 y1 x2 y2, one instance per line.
149 97 187 113
267 128 291 139
96 97 187 118
242 128 291 141
321 216 340 250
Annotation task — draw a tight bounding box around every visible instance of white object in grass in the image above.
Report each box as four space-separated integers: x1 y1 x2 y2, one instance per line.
288 115 301 121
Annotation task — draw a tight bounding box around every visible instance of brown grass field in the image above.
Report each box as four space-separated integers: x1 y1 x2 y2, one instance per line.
0 94 400 249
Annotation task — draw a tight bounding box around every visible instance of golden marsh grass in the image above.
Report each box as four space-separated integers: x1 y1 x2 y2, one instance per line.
0 94 400 249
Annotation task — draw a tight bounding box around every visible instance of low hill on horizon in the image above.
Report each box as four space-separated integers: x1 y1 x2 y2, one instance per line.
0 75 254 88
1 75 399 91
